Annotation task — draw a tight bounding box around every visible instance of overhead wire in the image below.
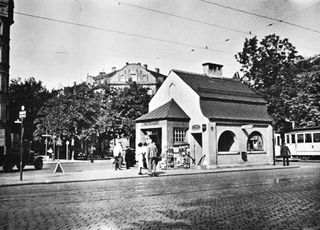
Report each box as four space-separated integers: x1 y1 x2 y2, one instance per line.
199 0 320 34
14 11 233 55
118 2 249 35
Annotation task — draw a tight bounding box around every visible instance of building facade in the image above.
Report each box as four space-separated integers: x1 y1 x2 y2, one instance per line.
136 63 274 168
87 63 166 95
0 0 13 153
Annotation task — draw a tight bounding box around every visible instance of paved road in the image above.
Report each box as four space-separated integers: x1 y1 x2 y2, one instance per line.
0 163 319 230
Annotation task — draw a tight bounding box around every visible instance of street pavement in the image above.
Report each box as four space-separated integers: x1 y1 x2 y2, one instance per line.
0 162 319 230
0 159 300 187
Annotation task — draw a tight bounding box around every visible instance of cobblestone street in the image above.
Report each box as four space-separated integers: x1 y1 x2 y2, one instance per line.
0 163 320 230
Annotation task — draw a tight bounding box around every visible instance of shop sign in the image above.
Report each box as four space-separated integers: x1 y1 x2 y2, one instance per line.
192 124 201 131
142 121 159 126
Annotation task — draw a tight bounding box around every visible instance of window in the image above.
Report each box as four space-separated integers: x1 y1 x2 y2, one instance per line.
286 134 290 144
291 134 296 144
313 133 320 143
305 133 312 143
173 129 187 144
247 131 263 151
218 131 237 151
297 134 304 143
0 46 2 63
277 136 280 146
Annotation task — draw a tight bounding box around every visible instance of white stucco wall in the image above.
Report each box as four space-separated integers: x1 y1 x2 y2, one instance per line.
216 124 273 166
149 71 212 165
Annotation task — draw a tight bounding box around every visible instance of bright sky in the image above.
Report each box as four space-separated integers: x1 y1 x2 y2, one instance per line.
10 0 320 90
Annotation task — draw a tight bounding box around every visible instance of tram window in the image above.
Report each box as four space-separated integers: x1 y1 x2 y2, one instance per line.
313 133 320 142
305 133 312 143
291 134 296 144
277 136 280 146
297 134 304 143
286 135 290 144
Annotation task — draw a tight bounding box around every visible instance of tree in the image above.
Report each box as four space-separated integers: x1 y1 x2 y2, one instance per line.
287 55 320 127
235 34 302 132
8 77 52 140
96 81 151 144
34 83 100 150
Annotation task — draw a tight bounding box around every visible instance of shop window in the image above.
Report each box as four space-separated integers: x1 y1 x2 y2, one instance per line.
305 133 312 143
173 128 187 144
297 134 304 143
218 131 236 151
313 133 320 142
247 131 263 151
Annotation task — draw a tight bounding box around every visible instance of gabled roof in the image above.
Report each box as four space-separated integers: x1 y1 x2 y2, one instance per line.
136 99 190 122
92 63 166 81
172 70 266 104
171 70 272 123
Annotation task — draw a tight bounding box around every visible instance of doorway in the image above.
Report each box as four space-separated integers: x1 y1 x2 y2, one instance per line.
191 133 203 165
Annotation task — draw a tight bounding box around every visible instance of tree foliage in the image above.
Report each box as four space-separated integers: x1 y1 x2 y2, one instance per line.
34 83 100 143
8 77 52 140
287 55 320 127
34 81 151 150
235 34 302 132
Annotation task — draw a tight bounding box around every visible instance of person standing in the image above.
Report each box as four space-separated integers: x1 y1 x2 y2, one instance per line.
136 143 144 175
147 139 159 177
280 142 291 166
142 143 148 169
113 141 123 170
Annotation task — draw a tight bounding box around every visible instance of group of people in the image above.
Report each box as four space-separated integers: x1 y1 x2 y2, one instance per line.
112 139 160 177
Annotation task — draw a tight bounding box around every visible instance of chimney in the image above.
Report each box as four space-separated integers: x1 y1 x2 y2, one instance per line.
112 67 116 72
155 68 159 73
202 62 223 77
143 64 148 69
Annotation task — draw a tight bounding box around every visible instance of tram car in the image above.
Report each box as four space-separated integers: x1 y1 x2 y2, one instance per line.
275 127 320 160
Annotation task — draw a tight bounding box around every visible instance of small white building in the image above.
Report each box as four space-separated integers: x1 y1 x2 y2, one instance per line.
136 63 274 168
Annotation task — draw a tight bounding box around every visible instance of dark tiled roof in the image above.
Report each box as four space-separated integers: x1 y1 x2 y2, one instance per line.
200 100 272 123
172 70 266 103
136 99 190 122
146 69 167 80
172 70 272 122
93 71 117 80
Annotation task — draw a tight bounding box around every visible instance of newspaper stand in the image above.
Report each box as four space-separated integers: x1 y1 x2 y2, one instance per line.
161 145 191 169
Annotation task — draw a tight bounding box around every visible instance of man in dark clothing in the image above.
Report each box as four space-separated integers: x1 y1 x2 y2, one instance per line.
280 142 291 166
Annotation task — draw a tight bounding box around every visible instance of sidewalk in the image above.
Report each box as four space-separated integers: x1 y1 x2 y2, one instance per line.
0 162 299 187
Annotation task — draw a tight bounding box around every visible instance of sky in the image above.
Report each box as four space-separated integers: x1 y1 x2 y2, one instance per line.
10 0 320 90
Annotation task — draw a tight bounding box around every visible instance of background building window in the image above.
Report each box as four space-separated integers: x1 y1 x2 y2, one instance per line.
173 128 187 144
218 131 236 151
247 131 264 151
